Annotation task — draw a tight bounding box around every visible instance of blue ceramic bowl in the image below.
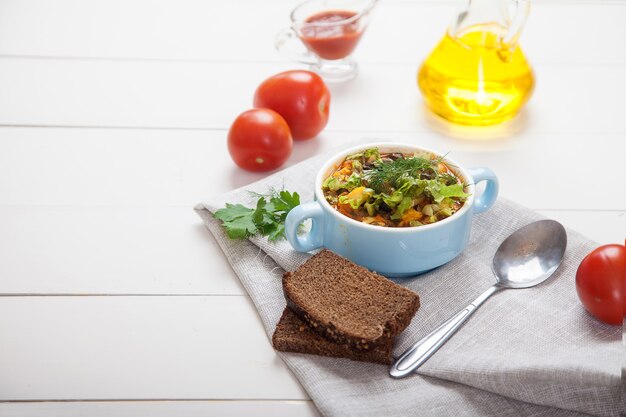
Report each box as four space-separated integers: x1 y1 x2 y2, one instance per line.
285 143 498 277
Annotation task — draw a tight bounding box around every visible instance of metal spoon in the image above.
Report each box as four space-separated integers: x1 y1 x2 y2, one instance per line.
390 219 567 379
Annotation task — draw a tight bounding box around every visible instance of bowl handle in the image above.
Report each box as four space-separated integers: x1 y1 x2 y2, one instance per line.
285 201 325 252
467 167 499 214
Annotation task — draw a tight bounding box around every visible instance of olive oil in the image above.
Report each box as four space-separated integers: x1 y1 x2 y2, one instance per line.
418 24 534 126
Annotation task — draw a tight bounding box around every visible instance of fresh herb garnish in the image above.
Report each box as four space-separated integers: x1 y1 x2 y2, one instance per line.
214 190 300 240
365 156 437 193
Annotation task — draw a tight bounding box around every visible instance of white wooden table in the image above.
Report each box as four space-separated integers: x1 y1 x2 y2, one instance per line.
0 0 624 416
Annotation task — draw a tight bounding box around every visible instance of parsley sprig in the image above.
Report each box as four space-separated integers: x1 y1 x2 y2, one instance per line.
213 190 300 241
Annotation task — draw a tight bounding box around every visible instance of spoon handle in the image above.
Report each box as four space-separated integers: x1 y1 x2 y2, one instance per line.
390 284 501 379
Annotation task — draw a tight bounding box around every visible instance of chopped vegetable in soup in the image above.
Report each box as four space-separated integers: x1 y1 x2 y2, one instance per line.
322 148 469 227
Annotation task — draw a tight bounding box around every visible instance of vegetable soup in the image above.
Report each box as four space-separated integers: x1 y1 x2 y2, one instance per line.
322 148 469 227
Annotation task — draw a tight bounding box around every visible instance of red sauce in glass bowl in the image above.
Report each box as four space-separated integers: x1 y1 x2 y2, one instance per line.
300 10 363 60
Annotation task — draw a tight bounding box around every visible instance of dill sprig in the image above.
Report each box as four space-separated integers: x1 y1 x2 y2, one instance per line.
364 156 438 193
248 185 285 200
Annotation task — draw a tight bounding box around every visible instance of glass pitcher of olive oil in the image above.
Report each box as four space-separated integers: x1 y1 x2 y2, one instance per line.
418 0 534 126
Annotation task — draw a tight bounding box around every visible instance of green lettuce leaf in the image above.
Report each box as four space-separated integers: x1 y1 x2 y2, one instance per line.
426 182 469 203
339 187 374 209
381 190 404 208
322 177 345 192
391 196 414 220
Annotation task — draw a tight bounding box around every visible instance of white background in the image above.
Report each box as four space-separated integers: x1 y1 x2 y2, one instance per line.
0 0 624 415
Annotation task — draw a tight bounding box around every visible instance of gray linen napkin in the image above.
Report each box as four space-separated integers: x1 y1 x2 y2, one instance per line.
195 150 621 417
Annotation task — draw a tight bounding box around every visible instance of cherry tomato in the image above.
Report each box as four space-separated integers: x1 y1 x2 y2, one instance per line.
253 70 330 140
575 242 625 325
227 109 292 172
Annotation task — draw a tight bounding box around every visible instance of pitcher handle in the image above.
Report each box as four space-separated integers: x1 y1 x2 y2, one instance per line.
285 201 325 252
504 0 531 47
467 167 499 214
275 27 318 65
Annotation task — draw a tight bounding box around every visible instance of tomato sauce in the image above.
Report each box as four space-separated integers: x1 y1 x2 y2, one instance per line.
300 10 363 60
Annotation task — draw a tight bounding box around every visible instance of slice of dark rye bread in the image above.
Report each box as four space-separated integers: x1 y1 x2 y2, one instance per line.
272 308 394 365
283 249 420 351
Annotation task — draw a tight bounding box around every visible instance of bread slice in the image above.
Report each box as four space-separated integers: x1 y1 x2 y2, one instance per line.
283 249 420 351
272 308 394 364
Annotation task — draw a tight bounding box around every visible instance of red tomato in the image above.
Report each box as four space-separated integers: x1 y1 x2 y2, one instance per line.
227 109 292 172
253 70 330 140
575 242 625 325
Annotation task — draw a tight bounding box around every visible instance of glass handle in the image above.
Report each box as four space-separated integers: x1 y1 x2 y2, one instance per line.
275 27 318 65
503 0 530 48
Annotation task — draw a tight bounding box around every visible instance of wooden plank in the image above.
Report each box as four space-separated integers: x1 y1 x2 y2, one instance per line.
0 128 623 210
0 127 311 206
0 205 622 294
0 59 623 133
0 0 623 65
0 296 308 401
0 206 242 295
0 401 321 417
